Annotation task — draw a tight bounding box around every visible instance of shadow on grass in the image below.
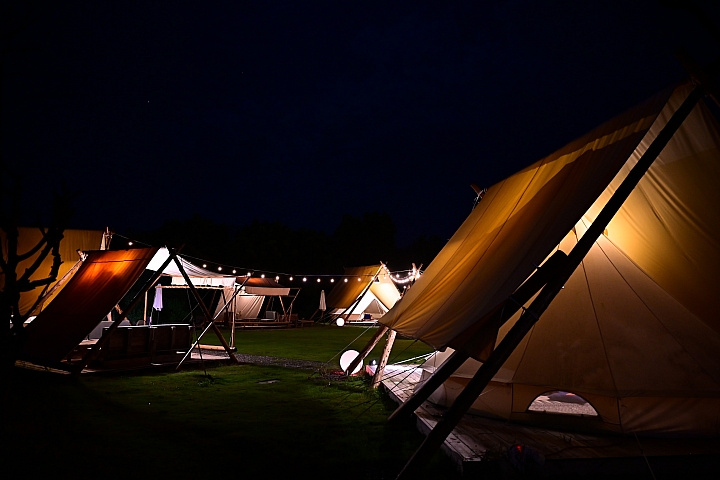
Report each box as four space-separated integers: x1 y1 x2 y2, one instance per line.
6 364 459 480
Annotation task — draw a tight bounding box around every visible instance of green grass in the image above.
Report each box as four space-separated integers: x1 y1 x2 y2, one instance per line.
6 365 459 480
202 324 435 366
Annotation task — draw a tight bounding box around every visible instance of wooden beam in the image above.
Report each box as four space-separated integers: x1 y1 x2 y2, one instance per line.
175 276 253 369
371 329 397 389
343 325 388 375
170 250 240 366
388 249 567 422
395 86 703 480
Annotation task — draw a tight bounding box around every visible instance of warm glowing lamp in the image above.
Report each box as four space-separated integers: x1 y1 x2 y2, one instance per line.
339 349 362 374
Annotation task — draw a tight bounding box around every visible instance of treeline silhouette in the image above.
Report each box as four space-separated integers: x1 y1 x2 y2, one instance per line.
125 212 445 319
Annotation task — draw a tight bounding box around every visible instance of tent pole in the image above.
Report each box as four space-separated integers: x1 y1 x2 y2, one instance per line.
143 290 148 324
343 325 388 374
73 247 180 373
388 249 567 422
371 329 397 389
173 256 248 367
396 85 703 480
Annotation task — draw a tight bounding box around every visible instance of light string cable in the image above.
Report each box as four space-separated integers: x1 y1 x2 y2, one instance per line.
114 232 421 285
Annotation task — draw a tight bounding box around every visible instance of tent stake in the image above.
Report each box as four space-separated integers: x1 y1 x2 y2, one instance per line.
372 329 397 389
388 249 567 422
396 85 703 480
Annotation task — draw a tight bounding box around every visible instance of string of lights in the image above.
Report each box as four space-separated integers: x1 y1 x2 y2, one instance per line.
110 233 423 284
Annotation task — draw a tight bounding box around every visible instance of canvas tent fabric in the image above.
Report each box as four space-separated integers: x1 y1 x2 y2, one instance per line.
146 247 235 287
325 264 401 319
421 222 720 435
214 277 291 320
379 86 675 358
19 248 158 365
1 228 104 316
412 83 720 435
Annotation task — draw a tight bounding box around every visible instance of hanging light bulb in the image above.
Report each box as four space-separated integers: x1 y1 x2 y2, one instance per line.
232 269 237 274
261 274 265 278
303 277 307 282
218 266 222 271
330 278 335 283
344 278 348 283
128 241 133 246
203 264 207 268
317 278 321 283
289 276 294 281
357 277 362 282
275 276 280 281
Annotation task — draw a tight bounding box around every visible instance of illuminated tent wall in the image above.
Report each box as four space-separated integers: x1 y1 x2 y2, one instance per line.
326 264 401 321
19 248 158 365
381 83 720 435
146 247 236 287
214 277 292 321
0 228 104 316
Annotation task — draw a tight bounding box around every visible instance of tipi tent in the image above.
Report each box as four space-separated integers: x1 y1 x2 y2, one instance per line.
326 264 401 323
381 82 720 436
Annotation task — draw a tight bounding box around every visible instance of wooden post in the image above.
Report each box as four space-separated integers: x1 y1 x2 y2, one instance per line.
395 86 703 480
343 325 388 375
170 250 239 365
143 290 148 325
371 329 397 389
175 276 252 369
74 247 179 373
231 317 236 348
388 249 567 422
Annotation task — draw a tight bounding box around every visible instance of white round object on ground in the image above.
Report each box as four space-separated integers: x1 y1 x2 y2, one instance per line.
339 349 362 374
336 318 345 327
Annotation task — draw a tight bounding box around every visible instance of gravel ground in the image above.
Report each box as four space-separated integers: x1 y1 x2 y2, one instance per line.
195 347 330 371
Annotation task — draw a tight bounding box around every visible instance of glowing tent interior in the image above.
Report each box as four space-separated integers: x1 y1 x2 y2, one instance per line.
325 264 401 324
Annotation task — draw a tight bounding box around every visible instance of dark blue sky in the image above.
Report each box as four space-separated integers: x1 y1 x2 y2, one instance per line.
3 1 719 244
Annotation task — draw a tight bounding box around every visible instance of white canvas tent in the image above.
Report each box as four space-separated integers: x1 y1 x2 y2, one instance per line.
213 276 296 322
325 264 401 322
381 82 720 436
146 248 236 287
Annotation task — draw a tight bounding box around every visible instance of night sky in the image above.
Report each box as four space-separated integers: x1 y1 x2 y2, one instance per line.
3 0 719 245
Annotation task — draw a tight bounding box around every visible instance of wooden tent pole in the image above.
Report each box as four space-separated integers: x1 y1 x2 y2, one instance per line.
388 249 567 422
396 86 703 480
74 247 180 373
172 255 246 367
371 329 397 389
143 290 148 324
343 325 388 375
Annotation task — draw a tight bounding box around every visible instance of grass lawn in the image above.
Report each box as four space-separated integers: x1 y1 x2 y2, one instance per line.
6 364 459 480
202 324 435 367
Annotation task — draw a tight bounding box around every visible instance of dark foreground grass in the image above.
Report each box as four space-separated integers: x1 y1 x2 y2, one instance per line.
203 324 434 366
6 364 459 480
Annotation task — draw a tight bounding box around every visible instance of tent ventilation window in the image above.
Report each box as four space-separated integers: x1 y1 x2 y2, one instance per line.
527 391 598 416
